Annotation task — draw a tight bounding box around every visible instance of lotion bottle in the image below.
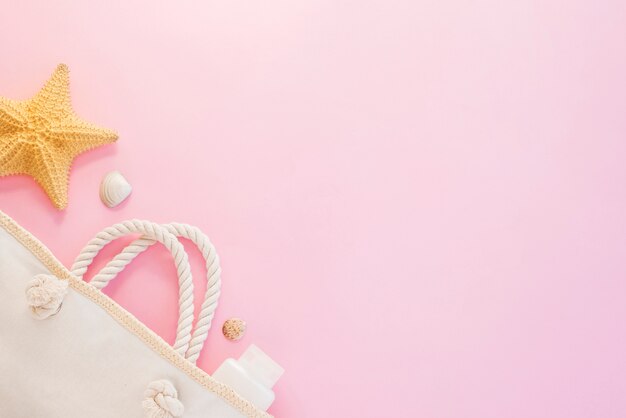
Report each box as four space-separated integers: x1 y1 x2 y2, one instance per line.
212 344 284 411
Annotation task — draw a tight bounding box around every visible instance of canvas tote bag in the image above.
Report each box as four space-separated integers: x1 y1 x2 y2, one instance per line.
0 210 270 418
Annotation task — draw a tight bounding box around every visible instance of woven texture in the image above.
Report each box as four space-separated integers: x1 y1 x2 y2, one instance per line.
0 64 118 209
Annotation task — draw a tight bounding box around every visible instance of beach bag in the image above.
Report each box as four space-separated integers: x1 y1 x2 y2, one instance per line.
0 211 270 418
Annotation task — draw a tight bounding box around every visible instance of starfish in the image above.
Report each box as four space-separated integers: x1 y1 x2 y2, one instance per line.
0 64 118 209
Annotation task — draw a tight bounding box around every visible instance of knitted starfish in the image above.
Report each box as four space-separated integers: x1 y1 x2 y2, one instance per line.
0 64 118 209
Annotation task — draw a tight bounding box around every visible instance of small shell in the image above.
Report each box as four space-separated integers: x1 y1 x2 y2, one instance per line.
222 318 247 341
100 171 132 208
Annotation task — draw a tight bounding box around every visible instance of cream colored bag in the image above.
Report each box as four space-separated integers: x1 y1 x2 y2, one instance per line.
0 211 270 418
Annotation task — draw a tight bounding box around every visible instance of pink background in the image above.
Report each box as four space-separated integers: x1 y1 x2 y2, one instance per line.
1 1 626 416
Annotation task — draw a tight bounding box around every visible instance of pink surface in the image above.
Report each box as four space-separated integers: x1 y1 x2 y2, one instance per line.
1 1 626 416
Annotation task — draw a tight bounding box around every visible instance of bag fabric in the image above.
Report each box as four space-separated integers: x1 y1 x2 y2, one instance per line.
0 211 270 418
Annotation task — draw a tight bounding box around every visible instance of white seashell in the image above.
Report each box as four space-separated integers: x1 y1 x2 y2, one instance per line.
100 171 132 208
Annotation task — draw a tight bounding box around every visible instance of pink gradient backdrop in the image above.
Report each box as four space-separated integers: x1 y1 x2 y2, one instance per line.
1 1 626 416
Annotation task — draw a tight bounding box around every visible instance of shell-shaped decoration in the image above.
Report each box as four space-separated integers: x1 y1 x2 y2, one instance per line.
100 171 132 208
222 318 247 341
25 274 68 320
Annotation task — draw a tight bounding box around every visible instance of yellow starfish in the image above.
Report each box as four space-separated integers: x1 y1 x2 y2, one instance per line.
0 64 118 209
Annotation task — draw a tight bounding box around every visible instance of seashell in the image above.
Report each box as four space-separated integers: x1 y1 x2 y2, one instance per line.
100 171 132 208
222 318 247 341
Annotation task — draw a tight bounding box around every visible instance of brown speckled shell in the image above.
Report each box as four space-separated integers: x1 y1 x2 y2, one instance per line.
222 318 247 341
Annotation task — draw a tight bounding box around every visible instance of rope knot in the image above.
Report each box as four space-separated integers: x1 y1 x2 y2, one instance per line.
142 379 184 418
25 274 68 319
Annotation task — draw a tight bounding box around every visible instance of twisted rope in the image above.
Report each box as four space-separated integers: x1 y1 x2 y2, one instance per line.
71 222 222 363
70 220 195 356
143 379 184 417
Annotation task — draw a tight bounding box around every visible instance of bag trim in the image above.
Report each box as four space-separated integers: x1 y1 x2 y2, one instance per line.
0 210 271 418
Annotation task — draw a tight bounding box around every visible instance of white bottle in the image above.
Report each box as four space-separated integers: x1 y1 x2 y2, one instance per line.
212 344 284 411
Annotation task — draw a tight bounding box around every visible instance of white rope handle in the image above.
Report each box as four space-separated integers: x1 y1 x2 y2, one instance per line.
89 223 221 363
70 220 195 357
